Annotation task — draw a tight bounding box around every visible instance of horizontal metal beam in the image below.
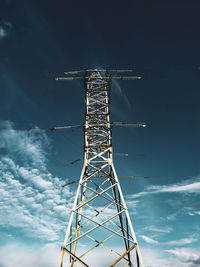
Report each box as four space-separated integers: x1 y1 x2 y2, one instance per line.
50 125 82 130
55 76 141 80
113 122 146 127
63 69 133 74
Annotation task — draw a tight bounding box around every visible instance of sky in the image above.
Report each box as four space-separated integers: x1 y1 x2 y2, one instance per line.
0 0 200 266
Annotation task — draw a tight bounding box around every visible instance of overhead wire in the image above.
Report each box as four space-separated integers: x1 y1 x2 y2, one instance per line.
64 157 82 167
0 124 82 131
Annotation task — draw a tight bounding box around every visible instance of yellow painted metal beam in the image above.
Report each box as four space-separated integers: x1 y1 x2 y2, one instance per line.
110 244 137 267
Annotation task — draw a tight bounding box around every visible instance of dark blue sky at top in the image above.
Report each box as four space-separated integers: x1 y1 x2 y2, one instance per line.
1 1 200 265
1 0 200 185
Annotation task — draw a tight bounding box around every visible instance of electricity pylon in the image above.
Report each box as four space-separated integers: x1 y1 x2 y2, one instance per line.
56 69 145 267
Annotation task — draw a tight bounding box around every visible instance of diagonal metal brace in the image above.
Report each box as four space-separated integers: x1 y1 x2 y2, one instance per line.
110 243 137 267
62 247 89 267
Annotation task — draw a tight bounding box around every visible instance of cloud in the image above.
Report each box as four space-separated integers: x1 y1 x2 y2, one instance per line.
0 121 73 242
0 27 7 38
128 178 200 199
126 199 140 214
188 210 200 216
140 235 159 244
165 238 197 246
141 235 197 247
166 212 178 221
0 121 49 168
0 20 12 39
166 248 200 266
0 239 198 267
142 247 200 267
142 247 172 267
3 20 12 28
111 79 132 120
183 207 200 217
113 80 131 110
144 225 172 234
0 243 60 267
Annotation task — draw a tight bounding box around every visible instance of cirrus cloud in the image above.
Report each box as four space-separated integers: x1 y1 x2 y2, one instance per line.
128 178 200 199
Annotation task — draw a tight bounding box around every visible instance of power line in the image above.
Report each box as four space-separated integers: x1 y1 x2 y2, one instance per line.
0 125 82 131
50 125 82 131
55 76 141 81
64 157 82 167
114 153 129 157
63 69 134 74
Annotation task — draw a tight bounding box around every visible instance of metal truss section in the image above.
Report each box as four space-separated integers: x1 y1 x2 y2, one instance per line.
59 70 144 267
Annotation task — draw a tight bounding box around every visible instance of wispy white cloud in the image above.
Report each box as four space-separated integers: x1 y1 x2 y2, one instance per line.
128 178 200 199
0 20 12 39
165 238 198 246
182 207 200 217
111 80 132 120
113 80 131 110
144 225 173 234
188 210 200 216
0 26 7 38
166 212 178 221
3 20 12 28
140 235 159 244
126 199 140 214
141 234 197 247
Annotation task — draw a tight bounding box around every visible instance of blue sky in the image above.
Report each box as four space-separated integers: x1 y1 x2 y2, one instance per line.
0 0 200 266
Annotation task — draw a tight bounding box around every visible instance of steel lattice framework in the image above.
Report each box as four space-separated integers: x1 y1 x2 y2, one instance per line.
58 70 144 267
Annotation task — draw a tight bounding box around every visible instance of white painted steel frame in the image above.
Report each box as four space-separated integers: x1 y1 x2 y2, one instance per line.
59 70 144 267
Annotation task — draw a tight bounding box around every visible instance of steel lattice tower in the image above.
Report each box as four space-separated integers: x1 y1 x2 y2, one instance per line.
58 70 144 267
